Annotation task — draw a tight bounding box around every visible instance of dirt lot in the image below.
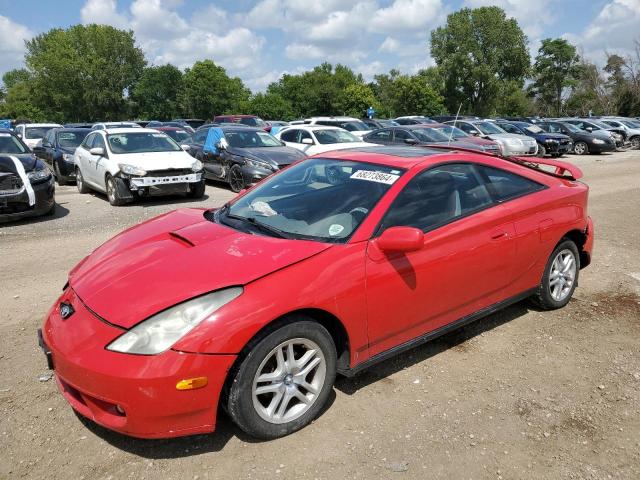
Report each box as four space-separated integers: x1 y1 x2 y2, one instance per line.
1 150 639 480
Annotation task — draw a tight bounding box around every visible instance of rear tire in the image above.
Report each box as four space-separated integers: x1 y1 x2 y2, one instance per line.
76 168 89 193
226 319 337 439
531 239 580 310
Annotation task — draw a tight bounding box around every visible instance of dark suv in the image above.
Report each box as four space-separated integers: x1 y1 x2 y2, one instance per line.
496 121 572 157
537 121 615 155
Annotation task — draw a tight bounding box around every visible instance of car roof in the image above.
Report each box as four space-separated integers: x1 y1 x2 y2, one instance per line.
283 125 346 132
56 127 90 132
155 126 187 131
307 116 360 121
101 127 159 134
22 123 62 127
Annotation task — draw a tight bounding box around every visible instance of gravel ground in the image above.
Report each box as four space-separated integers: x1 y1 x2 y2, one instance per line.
1 150 639 480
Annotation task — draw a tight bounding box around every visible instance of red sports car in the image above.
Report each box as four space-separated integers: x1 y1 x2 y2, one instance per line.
39 146 593 440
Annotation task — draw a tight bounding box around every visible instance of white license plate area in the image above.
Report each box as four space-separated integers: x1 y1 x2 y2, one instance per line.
131 173 199 187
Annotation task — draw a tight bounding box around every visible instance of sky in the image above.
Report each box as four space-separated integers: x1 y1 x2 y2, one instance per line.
0 0 639 92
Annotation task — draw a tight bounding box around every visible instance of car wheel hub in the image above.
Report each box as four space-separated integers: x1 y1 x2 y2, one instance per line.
548 249 576 302
252 338 326 424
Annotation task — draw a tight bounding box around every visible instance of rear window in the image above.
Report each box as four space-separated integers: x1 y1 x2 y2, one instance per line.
478 165 545 202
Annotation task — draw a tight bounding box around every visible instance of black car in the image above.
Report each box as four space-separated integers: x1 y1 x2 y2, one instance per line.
201 126 307 192
33 128 90 185
560 118 625 148
537 121 616 155
495 121 572 157
1 129 55 222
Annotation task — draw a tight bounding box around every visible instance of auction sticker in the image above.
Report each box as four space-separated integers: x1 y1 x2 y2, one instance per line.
328 224 344 236
350 170 399 185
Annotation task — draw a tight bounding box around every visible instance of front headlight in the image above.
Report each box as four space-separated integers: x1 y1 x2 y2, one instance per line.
27 168 52 182
118 163 147 176
245 157 274 171
191 160 203 172
62 153 73 162
107 287 243 355
592 138 605 144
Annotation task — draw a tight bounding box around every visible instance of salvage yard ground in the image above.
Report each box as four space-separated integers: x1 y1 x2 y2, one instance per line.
1 150 639 479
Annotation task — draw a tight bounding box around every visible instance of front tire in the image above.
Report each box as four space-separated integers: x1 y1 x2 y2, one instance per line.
54 162 68 186
573 141 588 155
76 168 90 193
226 319 337 439
531 239 580 310
537 144 546 157
188 179 206 198
228 164 245 193
630 136 640 149
106 175 127 206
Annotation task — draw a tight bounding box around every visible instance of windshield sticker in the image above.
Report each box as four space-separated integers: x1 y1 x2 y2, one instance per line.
350 170 399 185
328 224 344 236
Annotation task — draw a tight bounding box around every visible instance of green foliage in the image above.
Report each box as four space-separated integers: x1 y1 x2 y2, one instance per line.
430 6 530 116
495 80 535 116
338 83 381 118
131 65 183 120
267 63 361 117
530 38 581 116
179 60 250 120
372 69 444 117
247 92 294 120
2 69 31 90
25 24 146 122
0 80 45 121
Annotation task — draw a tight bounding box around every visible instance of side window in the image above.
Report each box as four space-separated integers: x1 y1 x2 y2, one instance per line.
299 130 313 142
544 123 559 133
42 131 53 146
192 129 208 144
379 164 493 233
477 165 544 202
500 124 519 134
457 122 475 134
368 129 393 142
280 129 299 142
93 134 106 151
393 129 412 143
81 133 96 150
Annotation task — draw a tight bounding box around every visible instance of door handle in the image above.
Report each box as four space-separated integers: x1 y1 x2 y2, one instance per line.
490 231 508 240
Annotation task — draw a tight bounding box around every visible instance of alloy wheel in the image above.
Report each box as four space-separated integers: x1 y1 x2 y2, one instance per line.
548 249 577 302
107 178 116 203
229 167 244 192
252 338 326 424
573 142 587 155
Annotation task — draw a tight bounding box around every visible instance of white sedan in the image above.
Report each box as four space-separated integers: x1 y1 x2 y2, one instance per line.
74 128 205 206
275 125 375 155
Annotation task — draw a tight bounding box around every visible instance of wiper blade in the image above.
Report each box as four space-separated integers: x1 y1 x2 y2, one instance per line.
224 212 290 239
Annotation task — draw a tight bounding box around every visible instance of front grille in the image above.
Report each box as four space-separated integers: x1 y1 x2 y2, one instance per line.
0 173 23 194
144 169 192 177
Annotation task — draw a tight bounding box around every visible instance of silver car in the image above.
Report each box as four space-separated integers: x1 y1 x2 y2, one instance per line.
445 120 538 156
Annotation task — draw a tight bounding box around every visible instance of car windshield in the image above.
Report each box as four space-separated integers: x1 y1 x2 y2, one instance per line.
225 130 281 148
0 133 28 153
621 120 640 128
589 120 611 129
475 122 506 135
339 121 369 131
525 125 544 133
107 132 181 153
410 128 449 142
58 131 88 149
162 129 192 143
431 125 468 139
25 127 55 139
240 117 267 127
379 120 400 127
220 158 404 242
314 129 361 144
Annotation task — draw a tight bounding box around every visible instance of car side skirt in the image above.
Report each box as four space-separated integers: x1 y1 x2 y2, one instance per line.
339 287 537 377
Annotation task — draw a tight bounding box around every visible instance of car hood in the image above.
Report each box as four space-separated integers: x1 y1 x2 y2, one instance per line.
228 145 307 166
456 136 497 146
0 153 38 172
485 133 535 142
69 208 332 328
113 151 196 171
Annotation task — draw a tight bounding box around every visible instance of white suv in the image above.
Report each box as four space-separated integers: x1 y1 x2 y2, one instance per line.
303 117 371 138
275 125 375 155
14 123 62 150
74 128 204 206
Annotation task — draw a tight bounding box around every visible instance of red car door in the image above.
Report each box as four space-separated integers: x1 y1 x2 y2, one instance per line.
364 163 517 357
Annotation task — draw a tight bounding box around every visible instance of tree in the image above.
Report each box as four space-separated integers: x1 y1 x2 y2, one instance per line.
179 60 250 119
337 83 381 117
131 64 183 120
2 69 31 90
495 81 535 116
530 38 581 116
0 69 43 120
248 92 294 120
25 24 146 122
430 7 530 116
267 63 361 117
372 69 444 117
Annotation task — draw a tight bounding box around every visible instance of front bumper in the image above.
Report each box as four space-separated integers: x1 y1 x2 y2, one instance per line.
240 164 277 186
40 288 236 439
544 141 572 155
503 144 538 156
0 176 54 222
57 157 76 179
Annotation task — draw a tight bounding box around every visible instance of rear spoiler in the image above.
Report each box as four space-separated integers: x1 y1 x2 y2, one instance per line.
507 156 583 180
420 144 583 180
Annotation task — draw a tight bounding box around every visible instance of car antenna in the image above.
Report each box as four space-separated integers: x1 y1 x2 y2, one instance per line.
448 103 462 145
